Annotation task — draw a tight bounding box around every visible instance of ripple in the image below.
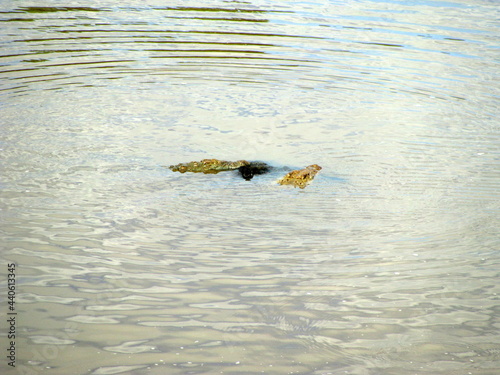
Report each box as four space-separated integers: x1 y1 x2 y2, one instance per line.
90 365 148 375
18 293 84 305
86 304 147 311
29 335 76 345
2 1 496 98
103 340 153 354
66 315 125 324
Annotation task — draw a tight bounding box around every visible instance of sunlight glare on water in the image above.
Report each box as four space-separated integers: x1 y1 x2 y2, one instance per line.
1 1 499 374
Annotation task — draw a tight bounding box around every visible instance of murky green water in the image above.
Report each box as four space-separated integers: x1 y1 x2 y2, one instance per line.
1 1 499 374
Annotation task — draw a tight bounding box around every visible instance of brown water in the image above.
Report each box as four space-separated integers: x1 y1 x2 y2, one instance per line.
1 1 499 374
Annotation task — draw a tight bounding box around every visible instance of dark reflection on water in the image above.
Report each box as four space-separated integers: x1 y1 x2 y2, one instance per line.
3 0 496 100
1 1 499 375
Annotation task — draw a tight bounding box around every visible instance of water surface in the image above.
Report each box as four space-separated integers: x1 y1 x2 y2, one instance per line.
1 1 499 374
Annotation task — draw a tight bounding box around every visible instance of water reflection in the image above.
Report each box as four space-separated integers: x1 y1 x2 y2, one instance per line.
1 1 499 375
3 0 496 100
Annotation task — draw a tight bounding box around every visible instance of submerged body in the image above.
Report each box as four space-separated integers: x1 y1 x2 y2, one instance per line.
237 162 272 180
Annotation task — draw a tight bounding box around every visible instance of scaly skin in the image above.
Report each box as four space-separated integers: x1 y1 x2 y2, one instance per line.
277 164 322 189
169 159 250 174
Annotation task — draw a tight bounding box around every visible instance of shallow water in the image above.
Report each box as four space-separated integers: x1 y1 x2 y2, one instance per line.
1 1 499 374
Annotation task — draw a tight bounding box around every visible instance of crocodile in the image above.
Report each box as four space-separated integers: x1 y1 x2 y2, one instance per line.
277 164 322 189
168 159 321 188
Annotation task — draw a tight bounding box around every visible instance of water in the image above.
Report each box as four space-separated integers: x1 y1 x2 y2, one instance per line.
1 1 499 374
